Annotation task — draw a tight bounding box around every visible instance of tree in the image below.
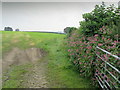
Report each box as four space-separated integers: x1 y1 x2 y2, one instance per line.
4 27 13 31
79 2 120 36
64 27 77 37
15 29 19 31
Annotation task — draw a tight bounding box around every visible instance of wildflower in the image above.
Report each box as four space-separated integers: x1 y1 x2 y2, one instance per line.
76 49 79 52
96 52 100 55
87 46 92 49
103 54 108 60
68 49 71 52
112 42 116 46
98 43 103 46
94 34 98 37
114 41 118 43
111 45 115 48
79 62 82 64
102 26 105 28
100 28 102 31
94 38 98 41
102 36 105 40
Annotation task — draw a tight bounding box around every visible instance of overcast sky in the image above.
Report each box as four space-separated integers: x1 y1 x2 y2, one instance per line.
1 1 119 32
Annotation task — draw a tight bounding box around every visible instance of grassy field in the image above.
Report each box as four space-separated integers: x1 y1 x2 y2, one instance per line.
2 31 93 88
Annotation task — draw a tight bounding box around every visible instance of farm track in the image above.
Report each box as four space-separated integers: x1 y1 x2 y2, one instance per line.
22 57 48 88
2 47 49 88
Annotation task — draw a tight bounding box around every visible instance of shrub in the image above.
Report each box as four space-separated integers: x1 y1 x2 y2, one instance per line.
66 2 120 86
67 25 119 80
79 2 120 36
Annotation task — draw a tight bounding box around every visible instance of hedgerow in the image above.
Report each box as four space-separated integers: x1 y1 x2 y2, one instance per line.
66 2 120 86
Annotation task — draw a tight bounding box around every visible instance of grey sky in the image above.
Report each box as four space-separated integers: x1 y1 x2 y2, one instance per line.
0 1 2 30
1 0 120 2
1 2 119 32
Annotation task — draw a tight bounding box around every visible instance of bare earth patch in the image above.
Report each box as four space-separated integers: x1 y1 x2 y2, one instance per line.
2 48 44 71
22 59 48 88
2 47 48 88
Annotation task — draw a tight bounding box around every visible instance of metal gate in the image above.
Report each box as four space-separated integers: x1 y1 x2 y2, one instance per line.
95 46 120 89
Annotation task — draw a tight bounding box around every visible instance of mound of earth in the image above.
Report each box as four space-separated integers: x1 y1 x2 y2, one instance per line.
2 47 45 72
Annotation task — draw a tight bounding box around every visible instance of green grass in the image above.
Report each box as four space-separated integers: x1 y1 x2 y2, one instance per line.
2 31 93 88
3 64 33 88
46 36 93 88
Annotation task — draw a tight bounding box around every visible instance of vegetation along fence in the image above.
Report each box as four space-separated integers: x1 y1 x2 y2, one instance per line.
95 46 120 89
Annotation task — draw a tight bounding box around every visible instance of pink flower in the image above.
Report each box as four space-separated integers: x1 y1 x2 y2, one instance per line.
102 36 105 40
102 26 105 29
84 55 87 58
112 42 116 46
104 54 108 60
94 34 98 37
68 49 71 52
94 38 98 41
111 45 115 48
76 49 79 52
86 51 89 54
79 62 82 64
114 41 118 43
79 41 82 43
98 43 103 46
87 46 92 49
96 52 100 55
100 28 102 31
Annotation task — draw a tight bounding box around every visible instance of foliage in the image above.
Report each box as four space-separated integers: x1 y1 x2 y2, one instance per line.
4 27 13 31
15 29 20 31
64 27 77 37
66 3 120 87
67 25 120 86
79 2 120 36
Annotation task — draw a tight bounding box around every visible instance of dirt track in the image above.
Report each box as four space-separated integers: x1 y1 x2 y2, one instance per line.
2 47 48 88
2 48 44 71
22 58 48 88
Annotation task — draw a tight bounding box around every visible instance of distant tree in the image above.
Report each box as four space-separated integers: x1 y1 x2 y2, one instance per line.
64 27 70 34
64 27 77 37
15 29 19 31
4 27 13 31
64 27 77 34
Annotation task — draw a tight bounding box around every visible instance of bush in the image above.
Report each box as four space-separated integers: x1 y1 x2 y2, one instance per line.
67 25 119 79
66 2 120 86
79 2 120 36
